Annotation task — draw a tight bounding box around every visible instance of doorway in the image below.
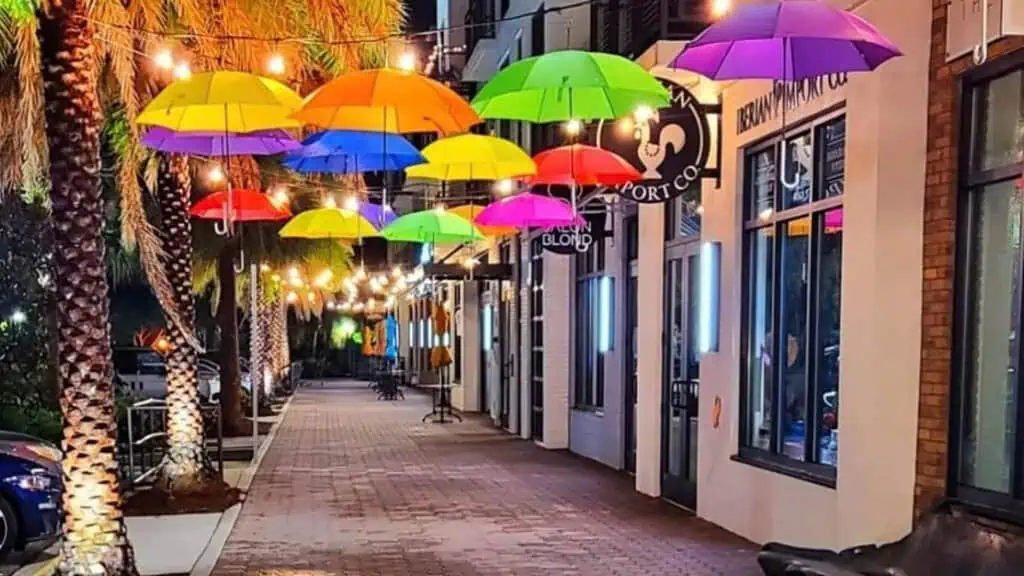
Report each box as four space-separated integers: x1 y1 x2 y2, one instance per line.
661 241 701 509
623 215 639 474
529 237 544 441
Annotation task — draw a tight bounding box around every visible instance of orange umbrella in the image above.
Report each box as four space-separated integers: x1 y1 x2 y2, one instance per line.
449 205 517 237
292 69 481 135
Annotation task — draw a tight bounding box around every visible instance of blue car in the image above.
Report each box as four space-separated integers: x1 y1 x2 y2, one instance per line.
0 432 62 560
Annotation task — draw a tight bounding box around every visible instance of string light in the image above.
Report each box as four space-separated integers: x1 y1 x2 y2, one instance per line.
10 310 26 324
324 195 337 209
397 50 417 72
356 267 367 281
266 53 286 75
326 301 336 310
286 291 298 303
173 62 191 80
633 105 655 123
344 196 359 211
495 179 515 195
392 265 403 278
205 164 225 185
271 274 281 282
154 48 174 70
270 186 289 206
307 292 316 302
260 264 270 272
463 257 479 269
289 266 300 278
314 269 333 287
616 117 634 137
712 0 732 17
289 277 304 288
386 295 396 308
564 119 582 136
434 203 446 213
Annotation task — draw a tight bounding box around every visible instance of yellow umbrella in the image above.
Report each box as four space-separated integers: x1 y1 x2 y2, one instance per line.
449 205 516 237
278 207 379 240
405 134 536 181
137 71 303 133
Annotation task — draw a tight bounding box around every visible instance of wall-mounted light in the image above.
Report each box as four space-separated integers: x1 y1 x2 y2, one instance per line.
482 304 493 351
698 241 721 354
420 243 432 264
598 276 613 353
410 322 415 348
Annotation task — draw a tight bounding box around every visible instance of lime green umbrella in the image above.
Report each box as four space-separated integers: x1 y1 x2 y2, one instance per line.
471 50 672 122
379 208 485 244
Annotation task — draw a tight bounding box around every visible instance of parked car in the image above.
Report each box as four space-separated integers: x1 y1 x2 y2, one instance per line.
113 347 243 402
0 432 61 560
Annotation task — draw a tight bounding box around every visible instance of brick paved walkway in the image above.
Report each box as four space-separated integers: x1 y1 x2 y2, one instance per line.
213 380 760 575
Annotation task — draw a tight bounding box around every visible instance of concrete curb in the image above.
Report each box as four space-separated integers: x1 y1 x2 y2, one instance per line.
10 555 57 576
188 393 294 576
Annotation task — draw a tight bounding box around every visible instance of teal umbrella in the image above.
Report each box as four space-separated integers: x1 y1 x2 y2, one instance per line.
470 50 672 122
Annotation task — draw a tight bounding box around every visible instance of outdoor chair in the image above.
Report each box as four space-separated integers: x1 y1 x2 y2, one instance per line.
757 500 1024 576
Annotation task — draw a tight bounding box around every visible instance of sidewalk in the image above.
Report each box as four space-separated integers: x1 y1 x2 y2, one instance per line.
211 379 760 575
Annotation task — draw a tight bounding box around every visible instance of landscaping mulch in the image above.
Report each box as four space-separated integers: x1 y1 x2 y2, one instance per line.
124 485 244 516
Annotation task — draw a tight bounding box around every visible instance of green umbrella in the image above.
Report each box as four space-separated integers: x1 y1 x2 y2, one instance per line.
379 208 485 244
471 50 672 122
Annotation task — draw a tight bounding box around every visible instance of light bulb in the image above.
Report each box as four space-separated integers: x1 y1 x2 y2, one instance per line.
397 51 417 72
564 119 582 136
434 203 446 213
173 62 191 80
10 310 26 324
266 54 286 75
356 267 367 280
206 165 225 185
260 264 270 272
758 208 774 221
344 196 359 211
616 117 634 137
314 269 332 287
324 196 337 209
271 274 281 282
392 265 402 277
463 257 479 269
633 105 655 123
326 301 336 310
495 179 515 195
289 266 299 278
270 186 289 206
154 49 174 70
712 0 731 17
286 291 298 303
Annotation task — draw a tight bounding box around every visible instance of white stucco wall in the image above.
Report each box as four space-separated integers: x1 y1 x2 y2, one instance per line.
694 0 931 549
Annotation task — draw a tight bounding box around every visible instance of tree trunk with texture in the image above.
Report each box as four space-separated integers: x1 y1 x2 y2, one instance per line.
268 293 287 383
37 1 137 573
154 154 219 495
217 243 245 436
250 271 267 398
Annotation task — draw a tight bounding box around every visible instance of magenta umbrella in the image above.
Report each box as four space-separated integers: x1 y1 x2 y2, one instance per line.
475 192 583 231
140 126 300 156
671 1 902 81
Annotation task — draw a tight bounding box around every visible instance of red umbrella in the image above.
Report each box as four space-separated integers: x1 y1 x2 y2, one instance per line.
531 144 642 187
190 189 291 222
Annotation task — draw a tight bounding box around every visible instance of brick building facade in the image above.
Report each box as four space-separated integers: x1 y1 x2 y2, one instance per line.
916 2 1024 517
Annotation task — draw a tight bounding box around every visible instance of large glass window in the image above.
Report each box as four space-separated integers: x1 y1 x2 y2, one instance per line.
740 114 845 482
574 240 608 409
954 65 1024 511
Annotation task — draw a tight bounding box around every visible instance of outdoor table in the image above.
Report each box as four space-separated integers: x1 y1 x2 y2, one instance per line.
421 383 462 423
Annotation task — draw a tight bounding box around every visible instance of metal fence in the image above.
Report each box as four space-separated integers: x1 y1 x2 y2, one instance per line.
120 399 224 490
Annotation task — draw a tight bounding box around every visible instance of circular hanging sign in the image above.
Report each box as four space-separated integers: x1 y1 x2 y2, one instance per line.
596 77 711 204
540 200 608 255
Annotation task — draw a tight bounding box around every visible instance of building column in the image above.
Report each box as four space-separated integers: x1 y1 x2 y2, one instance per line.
454 281 481 412
542 252 571 449
635 202 665 497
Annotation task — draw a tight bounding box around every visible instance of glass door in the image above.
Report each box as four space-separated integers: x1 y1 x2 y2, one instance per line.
530 238 544 441
624 215 639 474
661 242 701 509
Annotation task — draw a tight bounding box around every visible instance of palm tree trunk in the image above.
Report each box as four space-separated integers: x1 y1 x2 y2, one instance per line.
268 292 286 383
154 154 218 494
217 242 245 436
250 271 267 398
37 1 136 573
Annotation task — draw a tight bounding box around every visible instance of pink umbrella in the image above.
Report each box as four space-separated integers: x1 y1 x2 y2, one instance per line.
475 192 583 231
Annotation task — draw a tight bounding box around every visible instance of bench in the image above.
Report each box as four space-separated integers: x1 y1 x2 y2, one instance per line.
757 501 1024 576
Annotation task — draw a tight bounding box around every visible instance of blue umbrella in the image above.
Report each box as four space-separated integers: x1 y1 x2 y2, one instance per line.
282 130 426 173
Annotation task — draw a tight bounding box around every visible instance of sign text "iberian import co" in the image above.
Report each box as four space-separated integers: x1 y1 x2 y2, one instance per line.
736 73 848 136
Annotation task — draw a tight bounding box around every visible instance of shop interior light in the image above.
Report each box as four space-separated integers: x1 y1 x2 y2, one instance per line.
443 332 450 347
698 241 722 354
598 276 613 353
482 304 493 351
419 318 426 345
410 322 416 347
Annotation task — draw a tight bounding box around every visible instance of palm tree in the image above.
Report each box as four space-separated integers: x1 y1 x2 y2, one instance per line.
34 0 135 572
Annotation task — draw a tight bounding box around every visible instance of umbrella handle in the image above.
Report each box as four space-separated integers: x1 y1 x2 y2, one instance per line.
973 0 989 65
780 141 800 190
214 220 229 236
234 247 246 274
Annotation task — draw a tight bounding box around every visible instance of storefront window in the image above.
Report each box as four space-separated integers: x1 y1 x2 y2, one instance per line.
574 240 607 409
740 113 845 482
953 63 1024 513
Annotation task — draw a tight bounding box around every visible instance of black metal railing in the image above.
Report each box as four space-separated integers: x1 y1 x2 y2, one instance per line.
591 0 712 58
464 1 496 61
119 399 224 490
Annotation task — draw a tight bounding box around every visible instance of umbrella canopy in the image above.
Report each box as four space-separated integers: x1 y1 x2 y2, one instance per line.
141 127 299 156
137 71 303 132
359 202 398 229
475 192 581 230
531 144 642 187
670 1 902 81
282 130 425 173
405 134 536 181
190 189 291 221
379 208 485 244
448 205 517 237
292 68 481 134
471 50 671 122
278 208 379 239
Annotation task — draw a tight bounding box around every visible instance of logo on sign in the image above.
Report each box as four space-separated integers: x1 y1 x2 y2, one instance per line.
596 78 711 204
541 204 607 255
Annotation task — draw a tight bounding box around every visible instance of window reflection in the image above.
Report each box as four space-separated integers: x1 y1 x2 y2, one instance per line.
973 71 1024 171
780 216 810 461
746 228 774 451
816 208 843 466
782 134 813 210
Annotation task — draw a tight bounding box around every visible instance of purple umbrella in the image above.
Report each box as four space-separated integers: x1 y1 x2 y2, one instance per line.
140 127 300 156
359 202 398 230
671 1 902 81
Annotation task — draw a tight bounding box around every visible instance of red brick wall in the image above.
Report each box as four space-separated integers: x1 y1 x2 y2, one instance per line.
916 1 1024 517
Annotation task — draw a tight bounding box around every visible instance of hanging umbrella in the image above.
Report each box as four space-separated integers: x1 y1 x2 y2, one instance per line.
282 130 425 173
141 127 299 156
670 1 902 81
531 144 643 187
137 71 303 132
379 208 485 244
471 50 672 122
405 134 536 181
448 205 517 237
475 192 582 230
278 208 380 240
292 68 481 134
359 202 399 230
190 189 291 222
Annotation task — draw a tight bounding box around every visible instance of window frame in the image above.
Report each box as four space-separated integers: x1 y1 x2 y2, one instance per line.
736 107 846 487
950 52 1024 520
573 238 607 410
